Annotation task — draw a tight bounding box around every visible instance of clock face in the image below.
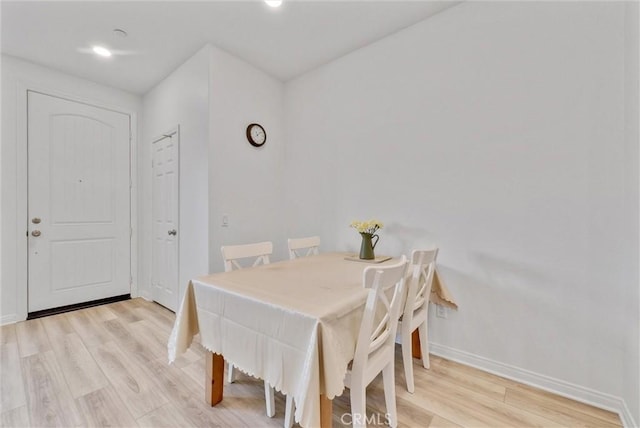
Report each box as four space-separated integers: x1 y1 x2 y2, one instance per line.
246 123 266 147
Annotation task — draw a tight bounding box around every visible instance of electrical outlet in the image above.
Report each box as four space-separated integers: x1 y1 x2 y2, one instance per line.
436 304 447 319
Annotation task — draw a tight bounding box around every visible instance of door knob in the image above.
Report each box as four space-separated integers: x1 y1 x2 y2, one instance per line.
168 229 177 236
31 230 41 237
32 217 41 224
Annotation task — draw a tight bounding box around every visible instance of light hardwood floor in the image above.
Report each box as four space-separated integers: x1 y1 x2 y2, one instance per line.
0 298 622 427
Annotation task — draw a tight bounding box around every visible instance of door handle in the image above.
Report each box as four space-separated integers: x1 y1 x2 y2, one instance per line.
32 217 41 224
168 229 177 236
31 230 41 237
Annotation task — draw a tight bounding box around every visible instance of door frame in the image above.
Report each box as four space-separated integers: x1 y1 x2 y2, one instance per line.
150 126 180 310
15 84 138 321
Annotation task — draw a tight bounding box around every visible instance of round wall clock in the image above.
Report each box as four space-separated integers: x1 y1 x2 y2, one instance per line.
246 123 266 147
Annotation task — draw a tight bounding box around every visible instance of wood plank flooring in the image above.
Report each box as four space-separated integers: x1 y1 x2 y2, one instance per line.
0 298 623 427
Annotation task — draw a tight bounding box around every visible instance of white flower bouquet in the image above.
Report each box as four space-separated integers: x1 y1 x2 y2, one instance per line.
350 219 384 235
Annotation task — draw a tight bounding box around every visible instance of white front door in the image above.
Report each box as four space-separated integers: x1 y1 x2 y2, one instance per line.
27 91 131 312
151 130 179 311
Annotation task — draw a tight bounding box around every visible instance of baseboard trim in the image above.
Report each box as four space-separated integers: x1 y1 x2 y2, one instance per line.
619 400 638 428
0 314 17 326
429 342 637 428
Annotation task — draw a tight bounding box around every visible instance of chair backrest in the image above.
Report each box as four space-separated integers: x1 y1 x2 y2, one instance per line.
221 241 273 272
287 236 321 260
402 248 438 321
352 256 408 371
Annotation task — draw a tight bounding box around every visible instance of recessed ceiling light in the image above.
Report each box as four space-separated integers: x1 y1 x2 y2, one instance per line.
92 46 112 57
265 0 282 7
113 29 128 38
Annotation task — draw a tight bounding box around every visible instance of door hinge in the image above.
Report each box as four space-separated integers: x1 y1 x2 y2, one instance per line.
130 227 133 238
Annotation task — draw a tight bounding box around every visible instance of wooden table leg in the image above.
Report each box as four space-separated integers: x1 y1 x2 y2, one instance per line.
411 329 422 359
205 352 225 405
320 394 332 428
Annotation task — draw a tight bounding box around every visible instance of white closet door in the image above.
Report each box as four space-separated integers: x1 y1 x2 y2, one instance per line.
151 131 179 311
28 91 131 312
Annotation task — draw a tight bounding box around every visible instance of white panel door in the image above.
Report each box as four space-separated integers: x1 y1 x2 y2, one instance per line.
28 91 131 312
151 131 179 311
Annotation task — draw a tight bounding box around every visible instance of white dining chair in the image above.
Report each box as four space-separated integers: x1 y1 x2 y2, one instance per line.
222 241 272 272
284 256 408 428
347 256 408 428
220 241 276 418
287 236 321 260
398 248 438 393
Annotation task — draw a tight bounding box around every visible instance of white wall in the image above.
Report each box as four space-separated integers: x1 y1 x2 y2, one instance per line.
139 44 285 301
284 2 639 424
623 1 640 424
0 55 4 324
140 46 211 305
0 55 141 323
208 45 285 273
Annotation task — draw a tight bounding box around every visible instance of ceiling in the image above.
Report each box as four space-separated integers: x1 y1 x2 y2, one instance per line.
1 1 459 94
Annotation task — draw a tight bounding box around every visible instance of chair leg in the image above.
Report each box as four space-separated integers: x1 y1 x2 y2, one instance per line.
265 382 275 417
382 362 398 428
284 394 295 428
418 320 430 369
401 330 415 393
227 363 235 383
350 385 367 428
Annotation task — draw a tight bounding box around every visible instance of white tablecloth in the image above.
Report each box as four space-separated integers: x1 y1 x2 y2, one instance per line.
168 252 456 427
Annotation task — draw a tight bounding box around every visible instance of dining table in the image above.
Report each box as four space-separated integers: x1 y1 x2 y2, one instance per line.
168 252 456 428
